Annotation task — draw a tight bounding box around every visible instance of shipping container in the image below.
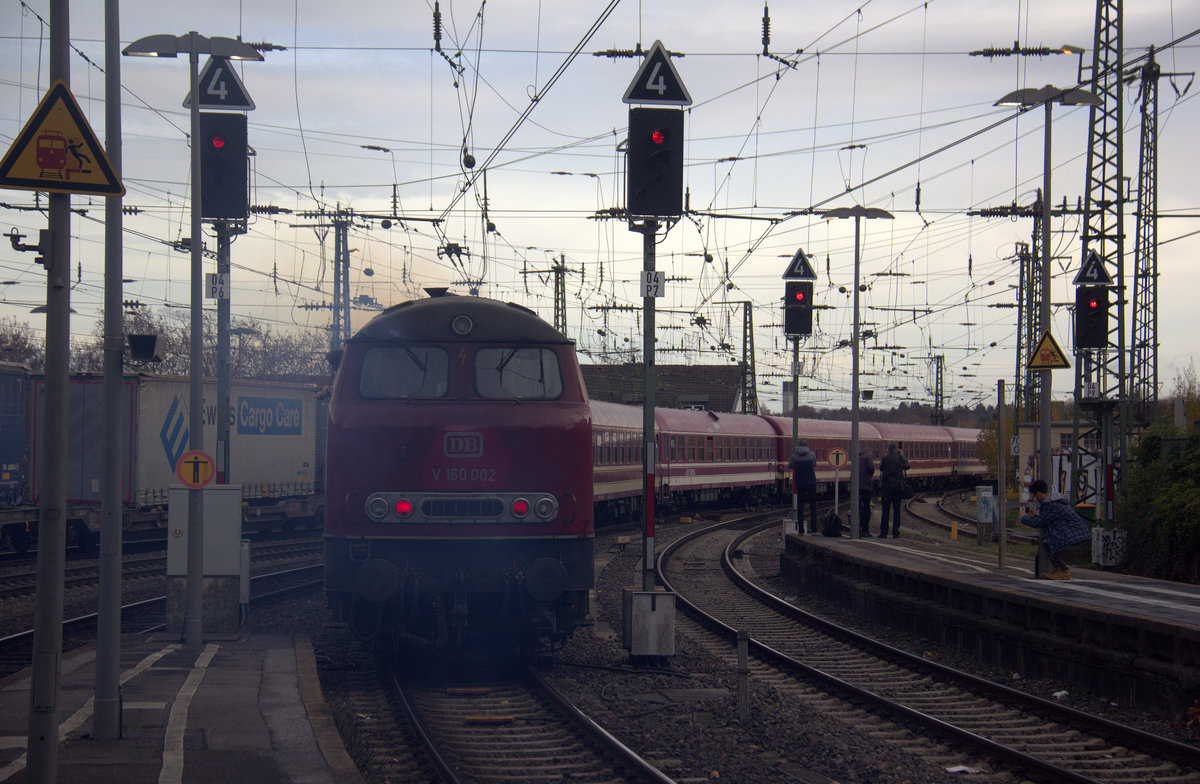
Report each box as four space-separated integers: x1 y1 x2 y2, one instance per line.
6 373 324 552
128 375 318 505
0 363 27 507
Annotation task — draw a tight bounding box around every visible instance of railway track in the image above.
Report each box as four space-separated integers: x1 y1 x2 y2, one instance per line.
660 518 1200 784
389 660 678 784
0 551 167 601
905 491 1039 546
0 538 321 604
0 543 324 679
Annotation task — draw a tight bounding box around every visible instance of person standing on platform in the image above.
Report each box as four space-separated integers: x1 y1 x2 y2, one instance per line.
858 447 875 536
788 441 818 534
1020 479 1091 580
878 443 910 538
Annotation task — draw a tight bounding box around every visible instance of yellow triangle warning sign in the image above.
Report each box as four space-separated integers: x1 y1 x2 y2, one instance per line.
0 80 123 197
1028 330 1070 370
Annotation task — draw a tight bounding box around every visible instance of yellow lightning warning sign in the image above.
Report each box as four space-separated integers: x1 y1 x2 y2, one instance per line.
0 80 123 197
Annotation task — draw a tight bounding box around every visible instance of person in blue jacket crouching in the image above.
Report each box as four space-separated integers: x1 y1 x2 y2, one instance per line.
1020 479 1091 580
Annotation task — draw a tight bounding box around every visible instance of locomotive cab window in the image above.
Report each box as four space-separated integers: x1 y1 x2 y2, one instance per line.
475 347 563 399
359 346 449 398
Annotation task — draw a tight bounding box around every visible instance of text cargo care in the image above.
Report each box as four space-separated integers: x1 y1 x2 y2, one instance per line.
237 397 303 435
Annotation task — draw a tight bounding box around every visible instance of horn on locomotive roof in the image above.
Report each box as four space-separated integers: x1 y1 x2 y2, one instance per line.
424 287 451 298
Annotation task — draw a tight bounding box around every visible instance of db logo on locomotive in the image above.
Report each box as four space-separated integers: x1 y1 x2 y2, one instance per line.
443 432 483 458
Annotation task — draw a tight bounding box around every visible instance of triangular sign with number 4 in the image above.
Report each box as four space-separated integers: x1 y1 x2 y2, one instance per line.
183 55 255 110
783 248 817 280
622 40 692 106
1072 249 1114 286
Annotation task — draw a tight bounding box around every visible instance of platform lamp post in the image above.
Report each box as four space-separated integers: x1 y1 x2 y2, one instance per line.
123 33 263 648
994 85 1099 493
822 206 893 539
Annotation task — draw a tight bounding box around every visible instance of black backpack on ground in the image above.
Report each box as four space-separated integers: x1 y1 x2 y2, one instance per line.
822 511 842 537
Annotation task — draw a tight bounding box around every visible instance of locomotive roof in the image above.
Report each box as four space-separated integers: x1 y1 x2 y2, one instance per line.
350 295 572 344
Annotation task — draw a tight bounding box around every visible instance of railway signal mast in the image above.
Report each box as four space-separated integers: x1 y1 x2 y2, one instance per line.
622 41 688 656
782 249 817 534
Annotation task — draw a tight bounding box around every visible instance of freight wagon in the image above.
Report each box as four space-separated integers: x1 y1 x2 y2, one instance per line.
0 367 324 553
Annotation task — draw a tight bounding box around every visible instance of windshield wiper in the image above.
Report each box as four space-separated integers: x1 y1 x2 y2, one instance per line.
401 344 427 372
495 342 527 374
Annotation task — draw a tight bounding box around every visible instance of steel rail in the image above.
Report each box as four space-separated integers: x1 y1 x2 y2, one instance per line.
719 521 1200 772
657 518 1161 782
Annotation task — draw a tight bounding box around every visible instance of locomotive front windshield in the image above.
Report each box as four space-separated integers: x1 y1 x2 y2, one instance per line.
360 346 449 398
355 344 563 400
475 347 562 399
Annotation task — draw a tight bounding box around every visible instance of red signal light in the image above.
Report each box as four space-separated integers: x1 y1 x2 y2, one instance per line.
511 498 530 518
1075 286 1108 348
650 129 667 145
210 134 227 149
784 280 814 336
394 499 413 517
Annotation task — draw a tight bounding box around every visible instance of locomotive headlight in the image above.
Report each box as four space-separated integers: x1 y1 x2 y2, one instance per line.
451 314 473 336
394 498 414 518
534 496 558 520
511 498 530 518
366 496 389 520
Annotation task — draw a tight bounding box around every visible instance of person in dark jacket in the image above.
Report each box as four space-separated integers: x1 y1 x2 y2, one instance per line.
1020 479 1091 580
788 441 818 534
858 448 875 536
878 443 910 538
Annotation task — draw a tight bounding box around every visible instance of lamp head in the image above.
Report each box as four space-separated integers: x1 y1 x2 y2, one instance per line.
1059 87 1101 106
996 84 1100 107
122 32 263 61
210 36 265 61
821 205 895 220
122 33 183 57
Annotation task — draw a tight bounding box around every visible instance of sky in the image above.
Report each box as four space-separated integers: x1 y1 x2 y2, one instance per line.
1 0 1198 415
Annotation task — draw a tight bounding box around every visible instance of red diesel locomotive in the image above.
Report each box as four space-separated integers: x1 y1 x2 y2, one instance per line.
325 293 986 652
324 294 594 651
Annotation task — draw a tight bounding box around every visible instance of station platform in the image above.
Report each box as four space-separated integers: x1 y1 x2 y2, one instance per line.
778 528 1200 722
0 633 362 784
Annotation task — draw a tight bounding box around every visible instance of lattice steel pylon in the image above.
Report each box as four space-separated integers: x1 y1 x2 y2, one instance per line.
1071 0 1124 520
930 355 945 425
740 302 758 414
1130 49 1160 427
969 198 1043 427
333 216 352 350
519 254 577 335
970 199 1042 425
553 256 567 334
1020 197 1045 424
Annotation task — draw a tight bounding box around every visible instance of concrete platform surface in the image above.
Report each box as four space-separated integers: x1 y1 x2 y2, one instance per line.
0 633 362 784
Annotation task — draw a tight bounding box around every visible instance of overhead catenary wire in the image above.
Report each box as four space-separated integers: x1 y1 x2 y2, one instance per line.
2 6 1198 409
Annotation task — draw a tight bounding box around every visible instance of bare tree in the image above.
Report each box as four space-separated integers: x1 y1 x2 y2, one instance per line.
72 308 190 375
0 317 44 370
230 319 329 381
73 306 329 380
